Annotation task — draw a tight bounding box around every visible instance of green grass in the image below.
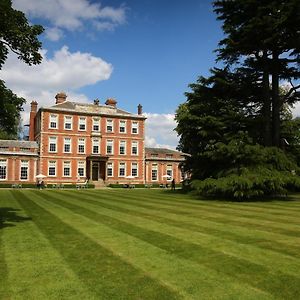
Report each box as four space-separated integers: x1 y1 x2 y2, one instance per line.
1 189 300 299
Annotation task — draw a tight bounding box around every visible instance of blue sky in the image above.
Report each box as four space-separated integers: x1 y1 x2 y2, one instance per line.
2 0 224 148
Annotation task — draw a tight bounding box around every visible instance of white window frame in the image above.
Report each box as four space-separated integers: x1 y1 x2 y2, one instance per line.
78 117 86 131
20 160 29 181
64 137 72 153
92 138 100 154
106 119 113 133
131 162 138 177
119 120 126 133
106 140 113 154
49 114 58 129
78 138 85 154
48 161 56 177
93 118 100 132
167 165 172 181
49 136 57 153
77 161 85 177
119 162 126 177
119 140 126 155
131 141 138 155
151 164 158 181
132 121 138 134
64 115 73 130
0 160 7 180
107 162 113 177
63 161 71 177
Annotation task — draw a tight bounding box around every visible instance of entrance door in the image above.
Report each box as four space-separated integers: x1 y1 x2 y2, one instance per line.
92 163 99 181
99 162 106 180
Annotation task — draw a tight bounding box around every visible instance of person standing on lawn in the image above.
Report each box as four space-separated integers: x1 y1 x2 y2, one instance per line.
171 179 176 191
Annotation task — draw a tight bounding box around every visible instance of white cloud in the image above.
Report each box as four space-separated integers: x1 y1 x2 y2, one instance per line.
144 113 179 150
45 27 64 41
1 46 112 91
12 0 127 40
292 103 300 118
0 46 112 124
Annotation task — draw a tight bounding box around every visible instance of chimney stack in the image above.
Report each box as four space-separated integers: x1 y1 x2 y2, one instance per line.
30 100 38 113
29 101 38 141
55 92 67 104
138 104 143 115
105 98 117 107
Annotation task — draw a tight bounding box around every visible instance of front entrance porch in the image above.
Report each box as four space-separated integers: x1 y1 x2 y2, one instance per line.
86 156 108 184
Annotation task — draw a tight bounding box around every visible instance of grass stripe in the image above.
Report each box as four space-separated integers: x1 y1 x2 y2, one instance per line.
5 191 97 300
29 191 273 300
78 190 300 238
38 191 300 299
107 190 300 219
14 190 180 300
0 190 15 299
49 191 300 277
58 190 300 260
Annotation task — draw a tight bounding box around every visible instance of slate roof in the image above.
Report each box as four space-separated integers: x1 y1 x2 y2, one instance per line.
0 140 38 148
42 101 145 119
145 147 183 155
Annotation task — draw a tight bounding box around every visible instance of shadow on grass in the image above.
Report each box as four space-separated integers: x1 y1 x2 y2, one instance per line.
192 193 299 203
167 189 300 203
0 207 31 229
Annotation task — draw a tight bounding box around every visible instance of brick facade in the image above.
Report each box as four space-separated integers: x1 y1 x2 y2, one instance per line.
0 141 38 184
145 148 187 185
0 93 188 186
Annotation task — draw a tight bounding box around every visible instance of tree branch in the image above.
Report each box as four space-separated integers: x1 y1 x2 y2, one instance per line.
284 79 300 99
0 40 22 57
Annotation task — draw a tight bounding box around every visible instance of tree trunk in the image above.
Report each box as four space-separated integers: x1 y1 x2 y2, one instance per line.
272 51 280 147
262 51 272 146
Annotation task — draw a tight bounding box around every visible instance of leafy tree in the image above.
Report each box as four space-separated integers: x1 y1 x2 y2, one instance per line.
0 80 25 139
214 0 300 147
0 0 43 138
175 1 300 199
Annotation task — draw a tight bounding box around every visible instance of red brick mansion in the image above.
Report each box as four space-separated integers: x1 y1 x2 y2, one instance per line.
0 93 188 186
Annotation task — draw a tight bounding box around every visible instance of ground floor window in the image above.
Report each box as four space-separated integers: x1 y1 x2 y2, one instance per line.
63 161 71 177
151 164 158 181
107 162 113 177
20 160 29 180
77 161 85 177
119 162 125 177
131 163 138 177
166 165 172 180
0 160 7 180
48 161 56 176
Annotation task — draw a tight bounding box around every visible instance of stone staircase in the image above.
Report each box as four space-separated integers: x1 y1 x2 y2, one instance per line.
92 179 107 189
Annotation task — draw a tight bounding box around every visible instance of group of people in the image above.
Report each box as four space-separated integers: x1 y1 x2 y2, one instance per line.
37 180 45 189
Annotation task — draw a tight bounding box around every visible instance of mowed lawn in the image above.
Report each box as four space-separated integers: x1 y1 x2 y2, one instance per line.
1 190 300 299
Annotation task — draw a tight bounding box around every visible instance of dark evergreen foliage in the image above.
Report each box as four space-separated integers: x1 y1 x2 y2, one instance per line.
176 0 300 199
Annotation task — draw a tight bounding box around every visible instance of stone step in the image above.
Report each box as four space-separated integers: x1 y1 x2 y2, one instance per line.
92 179 107 189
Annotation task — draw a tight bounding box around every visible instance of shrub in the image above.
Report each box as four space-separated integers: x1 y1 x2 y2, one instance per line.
192 168 300 200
